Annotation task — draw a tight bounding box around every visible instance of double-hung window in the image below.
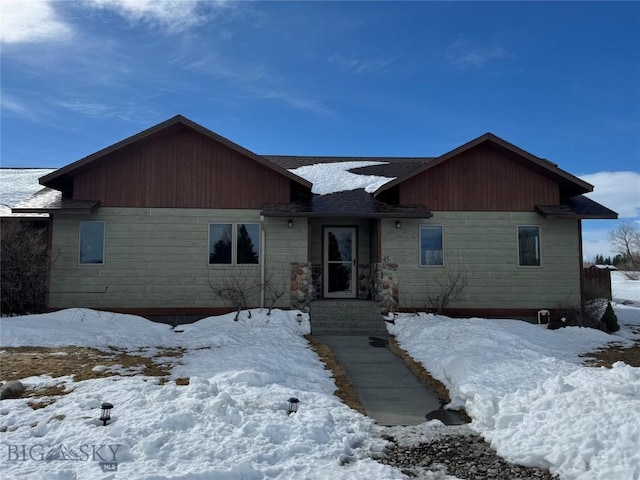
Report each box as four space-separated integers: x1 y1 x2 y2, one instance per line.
420 225 444 266
79 221 105 265
518 225 541 267
209 223 260 265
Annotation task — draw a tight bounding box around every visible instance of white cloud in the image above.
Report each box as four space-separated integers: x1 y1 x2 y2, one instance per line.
84 0 227 33
580 171 640 219
52 98 157 123
447 39 512 69
0 0 73 44
0 95 37 120
328 53 393 74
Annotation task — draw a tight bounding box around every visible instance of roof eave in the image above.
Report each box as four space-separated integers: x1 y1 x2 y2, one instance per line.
40 115 312 191
374 133 594 197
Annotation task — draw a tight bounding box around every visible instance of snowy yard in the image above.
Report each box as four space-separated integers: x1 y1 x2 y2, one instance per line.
388 272 640 480
0 273 638 479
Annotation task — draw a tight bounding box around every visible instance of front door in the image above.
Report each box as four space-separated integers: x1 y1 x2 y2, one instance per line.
323 227 357 298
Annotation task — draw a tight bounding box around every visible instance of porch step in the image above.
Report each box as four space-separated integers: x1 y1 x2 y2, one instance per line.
309 300 388 336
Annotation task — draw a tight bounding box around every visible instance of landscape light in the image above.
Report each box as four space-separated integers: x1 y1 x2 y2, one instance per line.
296 313 303 325
395 220 401 229
287 397 300 415
100 402 113 426
288 219 294 228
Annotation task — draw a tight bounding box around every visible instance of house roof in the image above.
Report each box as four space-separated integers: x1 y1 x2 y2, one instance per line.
265 155 432 178
12 188 99 215
261 189 433 218
373 133 595 197
39 115 312 192
535 195 618 219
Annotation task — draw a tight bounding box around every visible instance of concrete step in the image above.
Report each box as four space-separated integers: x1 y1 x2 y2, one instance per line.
310 300 388 336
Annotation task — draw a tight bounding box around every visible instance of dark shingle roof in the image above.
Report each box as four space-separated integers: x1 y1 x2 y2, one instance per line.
261 189 432 218
263 155 433 178
12 188 99 214
535 195 618 219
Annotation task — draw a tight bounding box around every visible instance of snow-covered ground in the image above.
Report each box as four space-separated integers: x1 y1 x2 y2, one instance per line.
388 275 640 480
2 278 638 479
0 310 400 479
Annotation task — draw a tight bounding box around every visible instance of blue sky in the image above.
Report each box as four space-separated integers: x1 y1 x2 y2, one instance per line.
1 0 638 259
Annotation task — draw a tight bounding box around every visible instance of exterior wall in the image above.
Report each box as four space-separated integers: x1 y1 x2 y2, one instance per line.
399 143 560 211
380 213 581 311
48 208 307 310
72 125 292 209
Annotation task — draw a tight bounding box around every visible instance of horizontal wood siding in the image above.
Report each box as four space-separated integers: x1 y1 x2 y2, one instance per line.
73 125 291 209
381 213 581 310
48 208 307 310
399 143 560 211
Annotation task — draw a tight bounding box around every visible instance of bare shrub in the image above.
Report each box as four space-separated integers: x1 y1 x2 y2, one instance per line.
208 265 288 320
622 270 640 281
427 262 468 314
263 267 287 315
1 221 48 315
209 266 261 321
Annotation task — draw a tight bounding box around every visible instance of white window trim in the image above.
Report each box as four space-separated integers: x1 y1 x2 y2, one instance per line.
419 224 445 268
78 221 106 266
517 225 542 268
208 222 261 266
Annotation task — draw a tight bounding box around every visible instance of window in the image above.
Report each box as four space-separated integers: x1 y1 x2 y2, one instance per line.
420 225 443 266
209 223 232 264
209 223 260 265
79 221 105 264
518 226 541 267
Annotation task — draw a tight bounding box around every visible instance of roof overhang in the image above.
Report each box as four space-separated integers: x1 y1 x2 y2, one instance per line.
11 188 100 215
261 190 433 218
536 195 618 219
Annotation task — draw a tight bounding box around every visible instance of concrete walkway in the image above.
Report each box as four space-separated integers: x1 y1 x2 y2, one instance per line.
317 336 467 426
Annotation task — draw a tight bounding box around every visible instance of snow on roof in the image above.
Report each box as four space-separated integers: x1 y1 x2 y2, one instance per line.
0 168 55 207
289 161 395 195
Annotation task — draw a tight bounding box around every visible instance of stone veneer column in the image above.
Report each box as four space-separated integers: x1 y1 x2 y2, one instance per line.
290 262 315 311
373 262 399 314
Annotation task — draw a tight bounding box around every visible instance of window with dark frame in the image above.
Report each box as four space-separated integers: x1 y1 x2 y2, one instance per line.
79 221 105 265
209 223 260 265
420 225 444 266
518 225 541 267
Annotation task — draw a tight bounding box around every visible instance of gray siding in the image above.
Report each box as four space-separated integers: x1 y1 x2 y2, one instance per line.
381 212 581 310
48 208 307 309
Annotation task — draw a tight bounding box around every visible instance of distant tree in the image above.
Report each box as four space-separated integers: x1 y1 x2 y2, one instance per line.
608 223 640 279
613 254 624 267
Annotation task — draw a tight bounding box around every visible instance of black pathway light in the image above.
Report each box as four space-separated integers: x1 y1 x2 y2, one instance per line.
100 402 114 426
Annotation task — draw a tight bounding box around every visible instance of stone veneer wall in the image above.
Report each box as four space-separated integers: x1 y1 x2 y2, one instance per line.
290 262 315 311
373 262 399 314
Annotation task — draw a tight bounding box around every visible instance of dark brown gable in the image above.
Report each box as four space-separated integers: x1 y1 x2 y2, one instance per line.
399 142 560 211
72 124 292 209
